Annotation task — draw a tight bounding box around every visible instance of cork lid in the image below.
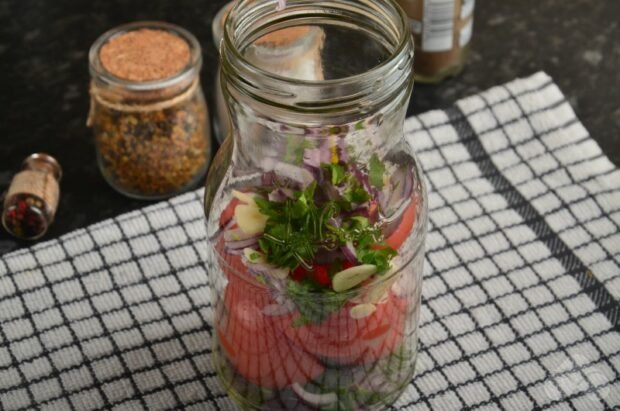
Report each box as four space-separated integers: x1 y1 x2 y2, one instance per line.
99 28 191 82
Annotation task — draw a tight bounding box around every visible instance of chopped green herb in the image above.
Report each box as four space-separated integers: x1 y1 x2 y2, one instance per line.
287 280 349 326
349 216 369 229
284 136 315 164
343 178 370 204
252 160 397 296
322 163 346 185
369 153 386 189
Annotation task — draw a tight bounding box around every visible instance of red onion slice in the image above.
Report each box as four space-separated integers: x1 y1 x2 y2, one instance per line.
382 166 413 216
292 383 337 407
268 188 294 202
224 228 257 243
224 236 259 250
261 158 314 187
342 241 358 263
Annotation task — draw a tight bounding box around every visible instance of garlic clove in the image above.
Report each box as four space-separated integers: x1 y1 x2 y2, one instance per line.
232 190 257 205
349 303 377 319
243 248 265 263
332 264 377 292
235 204 268 235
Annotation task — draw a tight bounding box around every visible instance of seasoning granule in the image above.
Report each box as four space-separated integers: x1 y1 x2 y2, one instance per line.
100 28 191 81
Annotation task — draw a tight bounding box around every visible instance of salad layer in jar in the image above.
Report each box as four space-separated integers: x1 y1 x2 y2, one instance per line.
208 133 425 410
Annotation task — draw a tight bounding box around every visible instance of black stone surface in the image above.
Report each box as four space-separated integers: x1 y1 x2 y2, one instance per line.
1 0 618 254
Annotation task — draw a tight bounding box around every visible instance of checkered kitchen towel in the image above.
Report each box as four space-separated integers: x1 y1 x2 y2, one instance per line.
0 72 618 410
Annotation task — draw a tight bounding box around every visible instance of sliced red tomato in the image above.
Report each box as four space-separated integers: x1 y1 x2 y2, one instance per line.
219 198 240 227
385 198 416 250
217 276 324 389
284 291 407 364
214 236 250 285
354 295 408 364
312 265 332 287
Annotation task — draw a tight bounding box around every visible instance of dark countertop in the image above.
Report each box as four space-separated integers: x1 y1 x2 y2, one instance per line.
1 0 619 254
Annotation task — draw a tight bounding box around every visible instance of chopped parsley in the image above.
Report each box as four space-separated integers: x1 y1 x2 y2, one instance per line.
284 136 316 164
254 167 396 275
369 153 386 189
287 280 349 326
322 163 346 185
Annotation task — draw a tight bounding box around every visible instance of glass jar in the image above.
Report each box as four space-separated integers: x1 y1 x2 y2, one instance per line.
397 0 474 83
204 1 427 410
88 21 211 200
212 2 234 144
211 2 326 143
2 153 62 240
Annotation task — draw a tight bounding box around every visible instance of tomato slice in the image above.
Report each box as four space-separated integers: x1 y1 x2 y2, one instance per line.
217 276 324 389
219 197 240 228
215 235 252 285
355 295 408 364
385 198 416 250
284 291 407 364
215 195 414 380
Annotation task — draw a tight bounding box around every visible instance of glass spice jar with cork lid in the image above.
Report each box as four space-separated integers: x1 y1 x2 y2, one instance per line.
2 153 62 240
88 21 211 199
396 0 474 83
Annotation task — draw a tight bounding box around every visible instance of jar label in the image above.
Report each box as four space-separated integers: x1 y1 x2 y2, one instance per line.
459 18 473 47
7 171 59 216
422 0 456 52
461 0 475 19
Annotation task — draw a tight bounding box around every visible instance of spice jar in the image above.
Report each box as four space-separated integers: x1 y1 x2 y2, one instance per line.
88 22 211 199
204 1 427 409
211 1 325 143
2 154 62 240
397 0 474 83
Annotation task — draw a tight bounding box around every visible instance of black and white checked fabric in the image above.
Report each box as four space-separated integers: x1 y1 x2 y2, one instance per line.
0 72 618 410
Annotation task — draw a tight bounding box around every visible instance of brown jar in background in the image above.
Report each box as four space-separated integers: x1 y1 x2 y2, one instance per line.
397 0 474 83
88 22 211 200
2 154 62 240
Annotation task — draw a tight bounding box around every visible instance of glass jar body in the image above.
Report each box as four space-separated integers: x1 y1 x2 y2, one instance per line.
89 22 211 200
205 1 427 409
212 2 234 143
89 84 211 199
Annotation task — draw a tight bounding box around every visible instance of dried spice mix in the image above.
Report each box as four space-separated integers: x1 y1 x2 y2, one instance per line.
88 22 211 199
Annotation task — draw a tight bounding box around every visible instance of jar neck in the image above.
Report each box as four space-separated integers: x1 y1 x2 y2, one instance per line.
89 21 202 104
220 0 414 120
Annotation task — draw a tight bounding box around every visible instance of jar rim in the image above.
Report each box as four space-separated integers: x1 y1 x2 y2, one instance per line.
224 0 411 86
220 0 414 113
89 21 202 92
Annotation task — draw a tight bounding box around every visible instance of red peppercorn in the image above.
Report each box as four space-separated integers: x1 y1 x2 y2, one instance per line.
291 266 306 282
342 260 355 270
313 265 331 287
